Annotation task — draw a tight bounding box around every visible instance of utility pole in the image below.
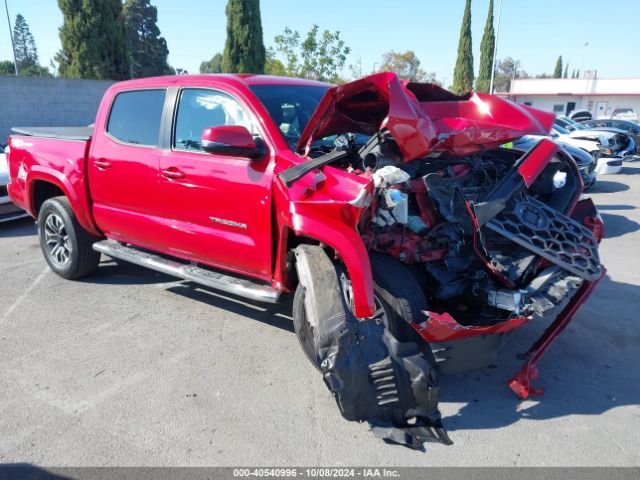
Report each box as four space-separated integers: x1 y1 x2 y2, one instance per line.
4 0 18 75
489 0 502 94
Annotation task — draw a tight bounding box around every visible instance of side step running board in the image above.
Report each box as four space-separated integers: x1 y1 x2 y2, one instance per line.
92 240 281 304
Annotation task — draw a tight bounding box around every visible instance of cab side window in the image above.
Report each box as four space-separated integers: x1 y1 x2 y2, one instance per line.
174 89 254 152
107 90 166 146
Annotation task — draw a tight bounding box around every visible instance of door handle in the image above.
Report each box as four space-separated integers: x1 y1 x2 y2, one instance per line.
161 167 185 180
94 159 112 170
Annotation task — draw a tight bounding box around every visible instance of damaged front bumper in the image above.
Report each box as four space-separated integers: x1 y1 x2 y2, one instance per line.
409 195 605 398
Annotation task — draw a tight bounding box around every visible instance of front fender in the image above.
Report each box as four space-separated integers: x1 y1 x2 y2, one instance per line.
273 172 375 318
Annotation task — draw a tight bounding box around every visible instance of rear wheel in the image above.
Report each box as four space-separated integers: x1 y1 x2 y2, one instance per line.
38 196 101 279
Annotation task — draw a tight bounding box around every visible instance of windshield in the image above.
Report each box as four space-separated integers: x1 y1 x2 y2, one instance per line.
249 84 329 150
553 123 570 135
563 116 587 130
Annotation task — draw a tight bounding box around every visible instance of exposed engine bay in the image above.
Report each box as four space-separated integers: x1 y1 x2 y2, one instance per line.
309 131 599 330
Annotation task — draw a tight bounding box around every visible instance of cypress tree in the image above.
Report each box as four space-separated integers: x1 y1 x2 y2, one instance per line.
476 0 494 93
124 0 172 78
56 0 129 80
553 55 563 78
222 0 266 74
13 14 38 71
563 63 569 78
453 0 474 94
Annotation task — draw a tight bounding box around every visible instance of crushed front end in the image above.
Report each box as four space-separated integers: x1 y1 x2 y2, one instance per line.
349 132 604 396
284 73 605 448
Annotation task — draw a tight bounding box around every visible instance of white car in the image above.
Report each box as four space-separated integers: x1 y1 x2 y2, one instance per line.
550 125 624 175
611 107 640 123
0 146 28 222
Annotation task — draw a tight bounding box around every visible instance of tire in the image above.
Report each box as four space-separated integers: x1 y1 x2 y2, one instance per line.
292 246 349 370
368 253 434 362
292 247 449 448
38 196 101 279
292 285 321 370
293 250 432 368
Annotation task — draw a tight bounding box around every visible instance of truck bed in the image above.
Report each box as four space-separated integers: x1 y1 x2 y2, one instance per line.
11 126 93 141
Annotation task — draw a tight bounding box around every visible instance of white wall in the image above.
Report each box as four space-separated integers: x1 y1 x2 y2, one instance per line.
510 78 640 95
510 94 640 119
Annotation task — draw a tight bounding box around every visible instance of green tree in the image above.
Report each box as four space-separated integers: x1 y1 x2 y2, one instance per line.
264 48 286 76
13 14 38 70
0 60 16 75
492 57 529 93
222 0 265 74
553 55 563 78
563 63 569 78
11 14 51 76
379 50 427 81
269 25 350 82
124 0 172 78
476 0 495 93
453 0 474 94
200 53 223 73
56 0 129 80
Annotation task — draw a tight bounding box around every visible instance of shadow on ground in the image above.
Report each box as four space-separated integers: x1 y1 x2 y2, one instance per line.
621 166 640 175
167 283 295 333
79 258 176 285
589 180 630 194
0 217 35 238
0 464 72 480
599 213 640 238
62 240 640 436
441 272 640 432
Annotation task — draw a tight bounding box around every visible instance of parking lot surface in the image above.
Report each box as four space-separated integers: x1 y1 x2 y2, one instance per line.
1 167 639 467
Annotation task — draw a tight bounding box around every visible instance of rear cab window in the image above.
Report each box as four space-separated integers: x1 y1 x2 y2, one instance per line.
107 89 166 146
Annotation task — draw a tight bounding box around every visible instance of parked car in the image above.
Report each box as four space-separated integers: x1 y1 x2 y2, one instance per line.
510 136 597 189
551 124 626 174
556 115 636 156
611 107 639 123
0 146 28 222
581 118 640 146
6 73 605 449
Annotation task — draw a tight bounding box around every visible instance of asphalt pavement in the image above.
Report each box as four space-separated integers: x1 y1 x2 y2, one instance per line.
0 166 639 467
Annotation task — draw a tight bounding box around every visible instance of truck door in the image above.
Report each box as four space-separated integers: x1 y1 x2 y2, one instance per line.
158 87 274 280
88 89 169 248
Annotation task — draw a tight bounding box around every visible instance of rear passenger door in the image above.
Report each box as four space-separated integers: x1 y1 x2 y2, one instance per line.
88 89 169 248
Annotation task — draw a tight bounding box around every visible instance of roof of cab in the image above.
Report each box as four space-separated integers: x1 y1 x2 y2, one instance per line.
109 74 332 90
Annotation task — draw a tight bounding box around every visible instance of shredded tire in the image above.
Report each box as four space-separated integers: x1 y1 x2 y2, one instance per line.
293 245 451 450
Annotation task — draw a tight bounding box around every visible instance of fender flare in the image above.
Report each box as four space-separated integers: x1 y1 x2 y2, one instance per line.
26 167 100 236
281 208 375 318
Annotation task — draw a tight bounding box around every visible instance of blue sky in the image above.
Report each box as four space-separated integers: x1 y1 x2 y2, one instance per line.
1 0 638 81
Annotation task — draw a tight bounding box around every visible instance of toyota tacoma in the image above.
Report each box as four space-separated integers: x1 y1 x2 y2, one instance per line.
6 73 604 449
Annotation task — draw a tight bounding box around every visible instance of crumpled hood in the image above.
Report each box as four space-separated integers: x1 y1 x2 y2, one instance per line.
297 72 555 161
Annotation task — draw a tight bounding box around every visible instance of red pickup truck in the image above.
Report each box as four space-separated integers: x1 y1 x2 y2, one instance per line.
6 73 605 449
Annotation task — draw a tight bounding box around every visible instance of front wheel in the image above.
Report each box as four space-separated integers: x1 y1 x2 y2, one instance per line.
38 196 101 279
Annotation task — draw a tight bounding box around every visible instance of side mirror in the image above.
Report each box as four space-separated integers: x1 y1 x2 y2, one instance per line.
201 125 265 159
